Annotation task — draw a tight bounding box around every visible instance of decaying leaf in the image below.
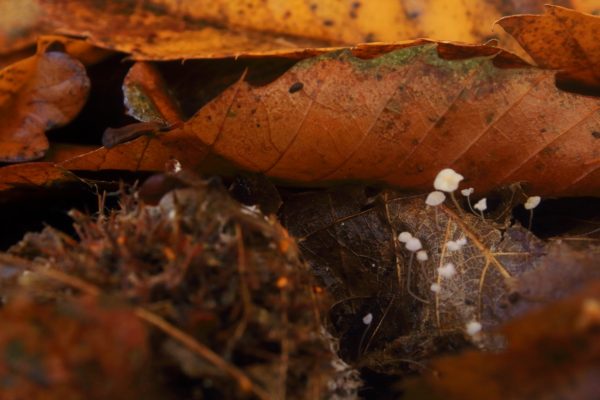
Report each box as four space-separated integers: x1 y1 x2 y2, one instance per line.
4 174 339 399
146 42 597 196
403 282 600 400
37 0 594 60
280 186 600 373
0 162 78 192
0 46 90 162
498 5 600 89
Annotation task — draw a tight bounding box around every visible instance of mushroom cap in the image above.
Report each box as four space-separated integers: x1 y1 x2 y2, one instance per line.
524 196 541 210
398 231 413 243
474 198 487 211
416 250 429 261
425 191 446 206
405 237 422 252
461 187 474 196
433 168 464 192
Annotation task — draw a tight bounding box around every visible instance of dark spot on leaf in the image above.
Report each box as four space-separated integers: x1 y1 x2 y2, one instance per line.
592 131 600 139
508 291 520 303
310 3 318 11
540 128 547 133
485 113 494 124
404 10 420 20
364 33 375 42
323 19 334 27
434 116 446 127
288 82 304 93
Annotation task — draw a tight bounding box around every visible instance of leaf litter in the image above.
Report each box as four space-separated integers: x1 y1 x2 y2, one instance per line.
0 171 355 399
280 185 600 379
0 3 598 399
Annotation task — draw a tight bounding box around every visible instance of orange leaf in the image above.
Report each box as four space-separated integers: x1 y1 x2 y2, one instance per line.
37 0 592 60
0 45 90 162
498 6 600 89
0 162 77 192
166 42 598 196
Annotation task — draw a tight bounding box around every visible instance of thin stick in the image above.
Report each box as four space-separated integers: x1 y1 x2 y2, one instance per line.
135 309 270 400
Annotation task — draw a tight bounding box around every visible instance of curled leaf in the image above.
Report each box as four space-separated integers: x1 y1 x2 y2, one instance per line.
0 48 90 162
498 6 600 90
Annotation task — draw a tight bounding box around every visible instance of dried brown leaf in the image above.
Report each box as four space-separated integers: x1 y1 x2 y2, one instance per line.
151 43 598 196
281 186 600 371
0 47 90 162
403 282 600 400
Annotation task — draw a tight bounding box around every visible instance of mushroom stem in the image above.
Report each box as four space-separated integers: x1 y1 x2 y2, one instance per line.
407 253 429 304
528 209 534 231
449 192 464 216
466 195 475 214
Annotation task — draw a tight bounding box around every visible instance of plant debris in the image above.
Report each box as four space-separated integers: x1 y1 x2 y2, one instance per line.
1 172 342 399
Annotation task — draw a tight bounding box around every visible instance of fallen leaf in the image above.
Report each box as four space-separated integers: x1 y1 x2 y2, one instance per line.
281 187 528 364
37 0 589 60
498 5 600 90
280 186 600 370
0 46 90 162
0 162 78 192
403 282 600 400
168 42 599 196
122 62 183 125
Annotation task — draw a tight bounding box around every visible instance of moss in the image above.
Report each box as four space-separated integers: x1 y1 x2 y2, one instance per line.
123 84 165 124
291 43 494 80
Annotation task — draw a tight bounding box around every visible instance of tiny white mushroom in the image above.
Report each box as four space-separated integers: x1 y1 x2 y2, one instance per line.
416 250 428 262
433 168 464 193
430 283 441 293
524 196 541 210
405 237 422 252
473 197 487 220
524 195 541 230
398 231 413 243
433 168 465 214
362 313 373 325
466 321 482 336
446 237 467 251
437 262 456 279
425 191 446 206
461 188 474 196
474 198 487 211
446 240 461 252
